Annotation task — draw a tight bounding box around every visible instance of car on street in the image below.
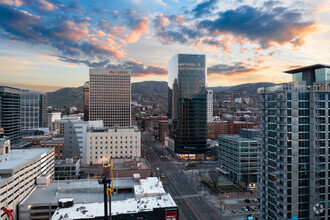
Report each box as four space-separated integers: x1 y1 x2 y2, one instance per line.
246 206 252 211
245 199 251 203
250 206 256 211
231 209 236 213
161 173 165 178
253 198 258 203
242 206 248 212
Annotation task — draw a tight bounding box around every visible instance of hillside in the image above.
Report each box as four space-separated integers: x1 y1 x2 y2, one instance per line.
47 86 83 108
47 81 168 108
47 81 278 108
132 81 167 96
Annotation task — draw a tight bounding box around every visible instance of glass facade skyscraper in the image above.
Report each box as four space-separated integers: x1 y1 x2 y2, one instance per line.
20 90 48 129
168 54 207 154
258 64 330 220
0 86 21 143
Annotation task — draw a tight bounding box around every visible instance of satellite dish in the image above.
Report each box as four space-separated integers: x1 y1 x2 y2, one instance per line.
313 203 324 215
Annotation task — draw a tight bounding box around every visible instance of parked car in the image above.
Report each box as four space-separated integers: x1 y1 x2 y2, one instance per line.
253 198 259 203
250 206 256 211
232 209 236 213
245 199 251 203
246 206 252 211
161 173 165 178
242 206 248 212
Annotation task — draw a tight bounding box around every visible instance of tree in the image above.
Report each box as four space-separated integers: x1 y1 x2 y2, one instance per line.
208 169 221 191
242 170 250 190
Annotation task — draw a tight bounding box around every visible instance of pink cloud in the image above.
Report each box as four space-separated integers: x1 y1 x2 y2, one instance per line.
124 17 150 43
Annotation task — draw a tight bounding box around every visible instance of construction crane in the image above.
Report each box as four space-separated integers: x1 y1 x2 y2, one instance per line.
98 161 114 220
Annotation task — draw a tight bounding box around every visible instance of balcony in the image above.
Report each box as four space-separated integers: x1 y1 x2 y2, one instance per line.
259 98 266 103
277 144 287 149
278 113 288 117
276 189 288 197
276 136 288 141
277 96 287 102
278 167 288 173
276 128 288 133
278 121 288 125
276 182 289 189
278 105 288 109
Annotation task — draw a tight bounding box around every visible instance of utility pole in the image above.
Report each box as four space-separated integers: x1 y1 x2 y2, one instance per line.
99 162 114 220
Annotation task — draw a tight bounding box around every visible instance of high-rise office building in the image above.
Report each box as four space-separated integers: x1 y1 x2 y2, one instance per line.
0 86 21 143
258 64 330 220
218 133 258 188
20 89 48 129
89 69 131 127
83 81 89 121
168 54 207 154
207 90 213 123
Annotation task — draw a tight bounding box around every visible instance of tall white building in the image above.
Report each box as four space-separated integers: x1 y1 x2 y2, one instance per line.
48 112 61 131
207 90 213 123
89 69 131 127
87 126 141 165
0 146 54 220
258 64 330 220
64 120 103 164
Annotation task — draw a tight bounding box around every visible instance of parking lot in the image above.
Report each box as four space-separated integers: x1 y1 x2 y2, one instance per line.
219 198 260 220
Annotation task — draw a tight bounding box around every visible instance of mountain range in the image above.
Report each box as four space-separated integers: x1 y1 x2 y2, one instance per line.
47 81 277 108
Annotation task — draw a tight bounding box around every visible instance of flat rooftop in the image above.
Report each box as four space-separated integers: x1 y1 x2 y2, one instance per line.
218 134 258 142
52 194 176 219
51 177 176 219
284 64 330 74
112 158 150 170
0 148 52 172
42 137 64 143
21 178 139 205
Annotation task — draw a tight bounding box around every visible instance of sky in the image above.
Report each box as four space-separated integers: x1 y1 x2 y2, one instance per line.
0 0 329 92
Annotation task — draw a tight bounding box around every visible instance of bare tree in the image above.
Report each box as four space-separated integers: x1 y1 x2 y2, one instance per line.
242 170 250 190
208 169 221 191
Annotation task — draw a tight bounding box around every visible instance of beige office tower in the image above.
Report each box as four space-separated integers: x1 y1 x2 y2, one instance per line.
89 69 131 127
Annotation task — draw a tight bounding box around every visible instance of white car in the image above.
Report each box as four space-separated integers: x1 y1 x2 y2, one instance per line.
242 207 248 212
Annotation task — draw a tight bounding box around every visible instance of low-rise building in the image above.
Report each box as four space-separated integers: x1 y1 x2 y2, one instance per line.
158 120 169 144
0 147 54 220
40 137 64 159
112 158 151 179
55 158 80 180
207 121 228 140
227 119 259 134
218 134 258 188
87 126 141 165
51 177 178 220
22 134 52 146
0 137 10 155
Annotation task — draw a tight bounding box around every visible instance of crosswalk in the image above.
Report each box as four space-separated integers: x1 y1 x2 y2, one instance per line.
172 194 202 200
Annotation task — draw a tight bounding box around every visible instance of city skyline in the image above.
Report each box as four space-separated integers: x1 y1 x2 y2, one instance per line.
0 0 329 92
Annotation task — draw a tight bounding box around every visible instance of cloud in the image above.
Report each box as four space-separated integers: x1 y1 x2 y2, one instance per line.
124 10 150 43
197 37 232 53
57 56 167 77
107 58 167 77
198 5 317 48
192 0 217 18
153 14 200 44
0 4 125 65
208 62 269 76
58 57 111 68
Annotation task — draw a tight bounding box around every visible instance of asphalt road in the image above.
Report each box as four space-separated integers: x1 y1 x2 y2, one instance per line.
142 132 222 220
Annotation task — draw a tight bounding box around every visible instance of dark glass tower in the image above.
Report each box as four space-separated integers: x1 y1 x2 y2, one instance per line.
20 90 48 129
0 86 21 143
168 54 207 154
